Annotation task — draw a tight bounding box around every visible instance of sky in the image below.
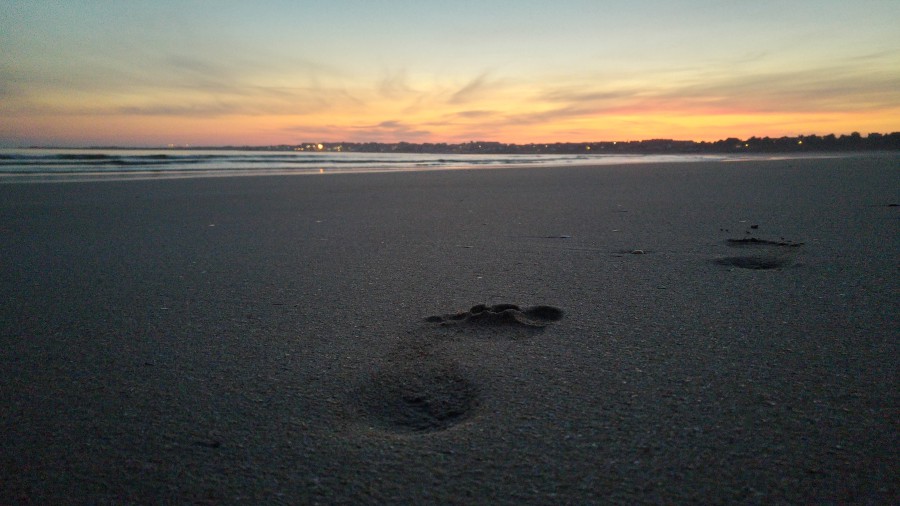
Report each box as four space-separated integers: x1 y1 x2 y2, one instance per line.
1 0 899 147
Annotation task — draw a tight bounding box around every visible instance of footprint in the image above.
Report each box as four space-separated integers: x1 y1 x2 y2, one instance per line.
612 249 649 256
358 350 479 434
725 238 804 248
714 256 791 270
357 303 562 435
425 304 564 328
714 237 803 270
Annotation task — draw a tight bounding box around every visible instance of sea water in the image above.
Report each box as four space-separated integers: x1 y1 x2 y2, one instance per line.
0 148 790 183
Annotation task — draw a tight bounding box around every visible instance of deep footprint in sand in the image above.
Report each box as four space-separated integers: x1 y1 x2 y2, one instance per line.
425 304 564 328
715 237 803 270
359 353 479 434
359 304 562 434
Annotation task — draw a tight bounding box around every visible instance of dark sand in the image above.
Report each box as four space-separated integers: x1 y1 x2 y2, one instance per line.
1 154 897 504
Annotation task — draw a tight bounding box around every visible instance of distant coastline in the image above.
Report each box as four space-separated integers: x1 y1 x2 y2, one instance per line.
27 131 900 154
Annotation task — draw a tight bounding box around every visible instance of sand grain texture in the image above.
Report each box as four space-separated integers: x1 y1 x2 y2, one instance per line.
1 154 897 504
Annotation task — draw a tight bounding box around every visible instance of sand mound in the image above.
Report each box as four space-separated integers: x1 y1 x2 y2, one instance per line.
715 237 803 270
426 304 564 328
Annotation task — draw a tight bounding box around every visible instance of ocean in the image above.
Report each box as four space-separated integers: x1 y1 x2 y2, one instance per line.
0 148 804 183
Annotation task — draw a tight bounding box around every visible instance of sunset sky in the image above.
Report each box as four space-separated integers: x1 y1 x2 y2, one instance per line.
2 0 899 147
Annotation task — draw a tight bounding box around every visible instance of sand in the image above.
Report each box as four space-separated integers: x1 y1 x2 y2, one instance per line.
1 154 897 504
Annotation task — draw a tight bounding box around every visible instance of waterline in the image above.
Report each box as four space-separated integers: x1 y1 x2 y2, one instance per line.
0 148 843 183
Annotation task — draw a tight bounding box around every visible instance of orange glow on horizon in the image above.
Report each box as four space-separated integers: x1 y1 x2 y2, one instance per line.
4 80 899 147
7 106 898 148
3 58 898 147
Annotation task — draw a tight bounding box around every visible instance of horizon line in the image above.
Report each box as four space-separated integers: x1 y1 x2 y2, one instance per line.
10 130 900 151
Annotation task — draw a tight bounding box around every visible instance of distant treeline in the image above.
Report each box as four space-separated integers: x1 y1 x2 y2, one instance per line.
76 131 900 154
252 131 900 155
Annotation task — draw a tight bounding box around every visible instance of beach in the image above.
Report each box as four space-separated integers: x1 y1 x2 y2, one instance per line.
1 154 897 504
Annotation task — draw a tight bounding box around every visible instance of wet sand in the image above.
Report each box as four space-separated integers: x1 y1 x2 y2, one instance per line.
1 154 897 504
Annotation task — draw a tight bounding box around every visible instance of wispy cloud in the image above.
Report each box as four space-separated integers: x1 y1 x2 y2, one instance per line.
540 89 640 104
448 73 494 104
474 57 900 132
669 65 900 113
5 41 897 143
285 119 431 142
359 119 431 139
378 68 415 99
1 47 357 118
452 110 498 118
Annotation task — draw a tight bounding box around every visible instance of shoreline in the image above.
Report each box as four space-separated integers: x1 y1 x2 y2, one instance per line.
0 150 880 184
